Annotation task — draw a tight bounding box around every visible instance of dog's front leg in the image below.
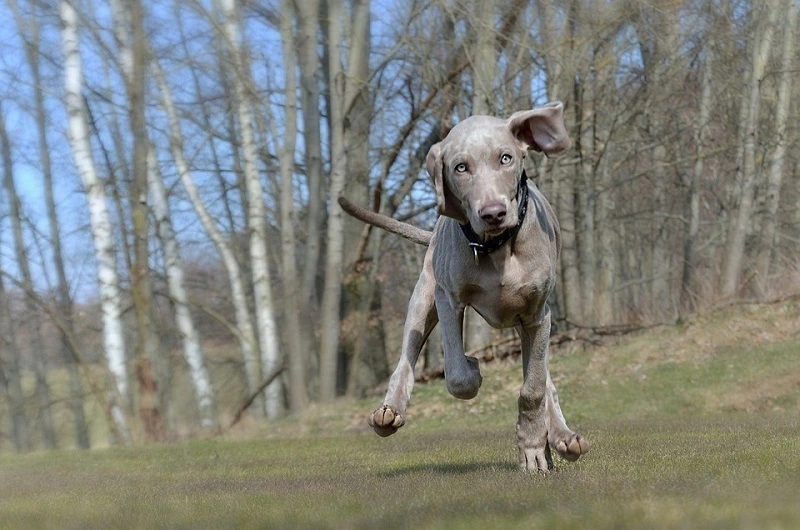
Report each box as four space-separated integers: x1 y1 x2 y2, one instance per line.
370 251 438 437
516 305 553 473
435 287 482 400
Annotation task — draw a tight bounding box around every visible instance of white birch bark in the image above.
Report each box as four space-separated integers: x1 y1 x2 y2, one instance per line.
107 0 216 429
153 59 261 406
60 0 130 444
220 0 283 418
147 152 217 426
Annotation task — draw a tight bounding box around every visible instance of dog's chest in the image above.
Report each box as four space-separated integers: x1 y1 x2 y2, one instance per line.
453 254 553 328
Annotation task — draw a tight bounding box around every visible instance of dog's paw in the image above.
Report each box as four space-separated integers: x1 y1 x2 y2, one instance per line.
553 432 590 462
368 405 405 437
518 442 553 474
445 356 483 400
516 420 552 473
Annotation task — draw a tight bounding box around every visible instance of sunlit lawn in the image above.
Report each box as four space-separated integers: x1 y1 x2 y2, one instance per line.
1 414 799 529
2 302 800 528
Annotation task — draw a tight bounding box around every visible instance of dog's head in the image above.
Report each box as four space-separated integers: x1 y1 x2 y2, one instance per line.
426 102 570 237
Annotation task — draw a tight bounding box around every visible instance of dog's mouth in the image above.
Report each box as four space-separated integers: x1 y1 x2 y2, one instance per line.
482 227 506 237
474 219 516 239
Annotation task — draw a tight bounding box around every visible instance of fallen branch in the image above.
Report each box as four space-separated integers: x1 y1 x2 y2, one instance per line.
413 323 653 384
229 362 286 429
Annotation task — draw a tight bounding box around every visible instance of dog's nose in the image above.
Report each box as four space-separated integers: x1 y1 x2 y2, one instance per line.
480 202 507 225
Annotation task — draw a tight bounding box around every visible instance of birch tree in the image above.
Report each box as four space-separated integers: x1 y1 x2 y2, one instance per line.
219 0 283 418
107 0 217 430
153 57 261 413
61 0 131 444
148 152 218 427
115 0 166 441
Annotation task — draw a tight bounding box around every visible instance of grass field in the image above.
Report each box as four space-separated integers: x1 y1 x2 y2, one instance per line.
2 301 800 529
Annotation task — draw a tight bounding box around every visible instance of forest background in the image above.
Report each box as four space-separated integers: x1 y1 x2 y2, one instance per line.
0 0 798 451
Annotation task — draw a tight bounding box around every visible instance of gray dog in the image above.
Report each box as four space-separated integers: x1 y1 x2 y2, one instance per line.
339 102 589 472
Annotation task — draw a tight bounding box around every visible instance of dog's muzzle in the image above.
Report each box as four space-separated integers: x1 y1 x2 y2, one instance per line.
459 171 529 262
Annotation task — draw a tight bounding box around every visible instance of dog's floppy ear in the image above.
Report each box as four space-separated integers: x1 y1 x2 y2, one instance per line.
426 142 468 223
507 101 571 157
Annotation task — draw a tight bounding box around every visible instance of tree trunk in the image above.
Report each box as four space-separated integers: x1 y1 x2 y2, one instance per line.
1 104 57 450
148 151 218 427
471 0 498 115
594 153 615 325
278 0 308 413
341 0 378 396
319 0 367 400
9 0 90 450
752 0 797 299
220 0 284 418
121 0 166 442
110 0 215 435
640 4 679 319
154 58 262 413
319 0 347 400
720 3 778 298
0 246 29 452
574 71 595 324
681 38 714 315
296 0 324 319
61 0 131 445
39 76 90 450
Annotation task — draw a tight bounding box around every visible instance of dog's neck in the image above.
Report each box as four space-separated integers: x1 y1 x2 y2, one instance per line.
459 171 529 260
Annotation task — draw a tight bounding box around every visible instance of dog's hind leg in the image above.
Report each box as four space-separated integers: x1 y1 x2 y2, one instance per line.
369 250 438 437
546 373 590 462
515 305 590 470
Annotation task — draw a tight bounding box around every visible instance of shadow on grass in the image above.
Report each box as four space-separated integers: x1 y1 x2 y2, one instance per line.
378 460 517 477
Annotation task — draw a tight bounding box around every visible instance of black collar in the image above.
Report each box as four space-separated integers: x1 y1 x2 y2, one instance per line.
459 171 529 259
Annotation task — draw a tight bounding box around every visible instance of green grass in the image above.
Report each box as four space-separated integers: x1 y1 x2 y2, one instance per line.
2 301 800 529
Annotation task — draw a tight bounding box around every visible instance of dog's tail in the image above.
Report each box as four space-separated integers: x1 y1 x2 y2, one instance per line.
338 196 432 246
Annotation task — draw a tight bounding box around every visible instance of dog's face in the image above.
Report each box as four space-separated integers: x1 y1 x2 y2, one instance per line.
426 102 570 238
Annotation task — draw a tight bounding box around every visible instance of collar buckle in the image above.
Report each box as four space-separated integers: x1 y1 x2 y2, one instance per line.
468 242 483 263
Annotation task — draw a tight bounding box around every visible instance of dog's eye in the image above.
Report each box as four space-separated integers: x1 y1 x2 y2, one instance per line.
500 154 513 165
454 163 467 173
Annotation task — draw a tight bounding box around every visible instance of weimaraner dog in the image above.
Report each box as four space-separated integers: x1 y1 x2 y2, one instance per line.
339 102 589 472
